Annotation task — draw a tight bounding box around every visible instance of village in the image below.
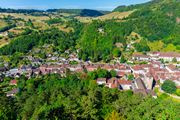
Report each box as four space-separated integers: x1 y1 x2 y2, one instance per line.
0 51 180 98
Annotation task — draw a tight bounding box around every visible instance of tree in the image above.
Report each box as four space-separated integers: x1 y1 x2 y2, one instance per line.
112 48 121 57
0 95 17 120
175 89 180 96
127 74 134 81
172 57 177 63
120 55 126 63
161 80 176 94
97 69 110 78
105 111 125 120
88 71 98 80
110 70 117 77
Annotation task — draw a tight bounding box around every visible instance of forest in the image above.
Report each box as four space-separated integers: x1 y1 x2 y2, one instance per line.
0 19 83 55
0 0 179 63
1 73 180 120
77 0 180 61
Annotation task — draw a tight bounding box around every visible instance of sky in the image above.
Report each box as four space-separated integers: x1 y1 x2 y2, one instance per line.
0 0 151 11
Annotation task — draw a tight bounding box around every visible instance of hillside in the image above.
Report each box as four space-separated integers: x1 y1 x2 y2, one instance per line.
77 0 180 62
47 9 109 17
124 0 180 43
76 11 134 23
97 11 134 21
0 0 180 60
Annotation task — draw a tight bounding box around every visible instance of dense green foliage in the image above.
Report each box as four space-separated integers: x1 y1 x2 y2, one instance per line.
162 80 177 94
0 19 83 55
77 0 180 62
0 29 69 55
80 9 104 17
0 74 180 120
0 32 39 55
116 0 180 45
113 0 164 12
134 40 150 52
78 20 129 62
0 95 17 120
45 18 63 25
88 69 116 80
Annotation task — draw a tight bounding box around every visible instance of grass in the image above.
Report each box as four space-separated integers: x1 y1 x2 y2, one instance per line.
55 24 73 33
0 38 9 48
97 11 134 21
9 28 24 35
0 20 8 28
75 16 93 23
154 87 180 102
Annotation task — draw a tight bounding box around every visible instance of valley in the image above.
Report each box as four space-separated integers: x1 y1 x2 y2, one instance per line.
0 0 180 119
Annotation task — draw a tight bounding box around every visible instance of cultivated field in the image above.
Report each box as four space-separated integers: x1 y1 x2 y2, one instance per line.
0 13 50 21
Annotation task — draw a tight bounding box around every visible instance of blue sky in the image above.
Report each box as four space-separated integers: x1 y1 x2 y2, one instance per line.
0 0 151 11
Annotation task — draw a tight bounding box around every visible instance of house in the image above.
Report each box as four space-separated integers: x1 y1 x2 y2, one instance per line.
148 52 160 57
166 64 179 73
6 88 19 97
0 67 7 72
148 52 160 60
96 78 107 85
98 28 104 33
85 65 98 72
9 68 19 74
117 71 125 77
32 68 41 75
118 79 132 90
140 74 154 90
131 66 145 74
106 77 119 88
10 79 17 86
116 64 131 73
0 76 3 82
102 64 114 71
133 78 146 90
159 52 180 62
0 31 8 37
132 54 150 61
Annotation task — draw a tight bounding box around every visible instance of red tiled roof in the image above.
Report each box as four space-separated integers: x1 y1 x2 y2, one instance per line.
132 66 144 71
159 52 180 57
10 80 17 85
118 80 132 85
166 64 178 71
117 72 125 77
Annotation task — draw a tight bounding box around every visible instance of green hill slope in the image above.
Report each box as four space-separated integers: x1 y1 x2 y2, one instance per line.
78 0 180 61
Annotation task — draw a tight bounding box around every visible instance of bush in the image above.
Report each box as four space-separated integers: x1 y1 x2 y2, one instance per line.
175 89 180 96
161 80 176 94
